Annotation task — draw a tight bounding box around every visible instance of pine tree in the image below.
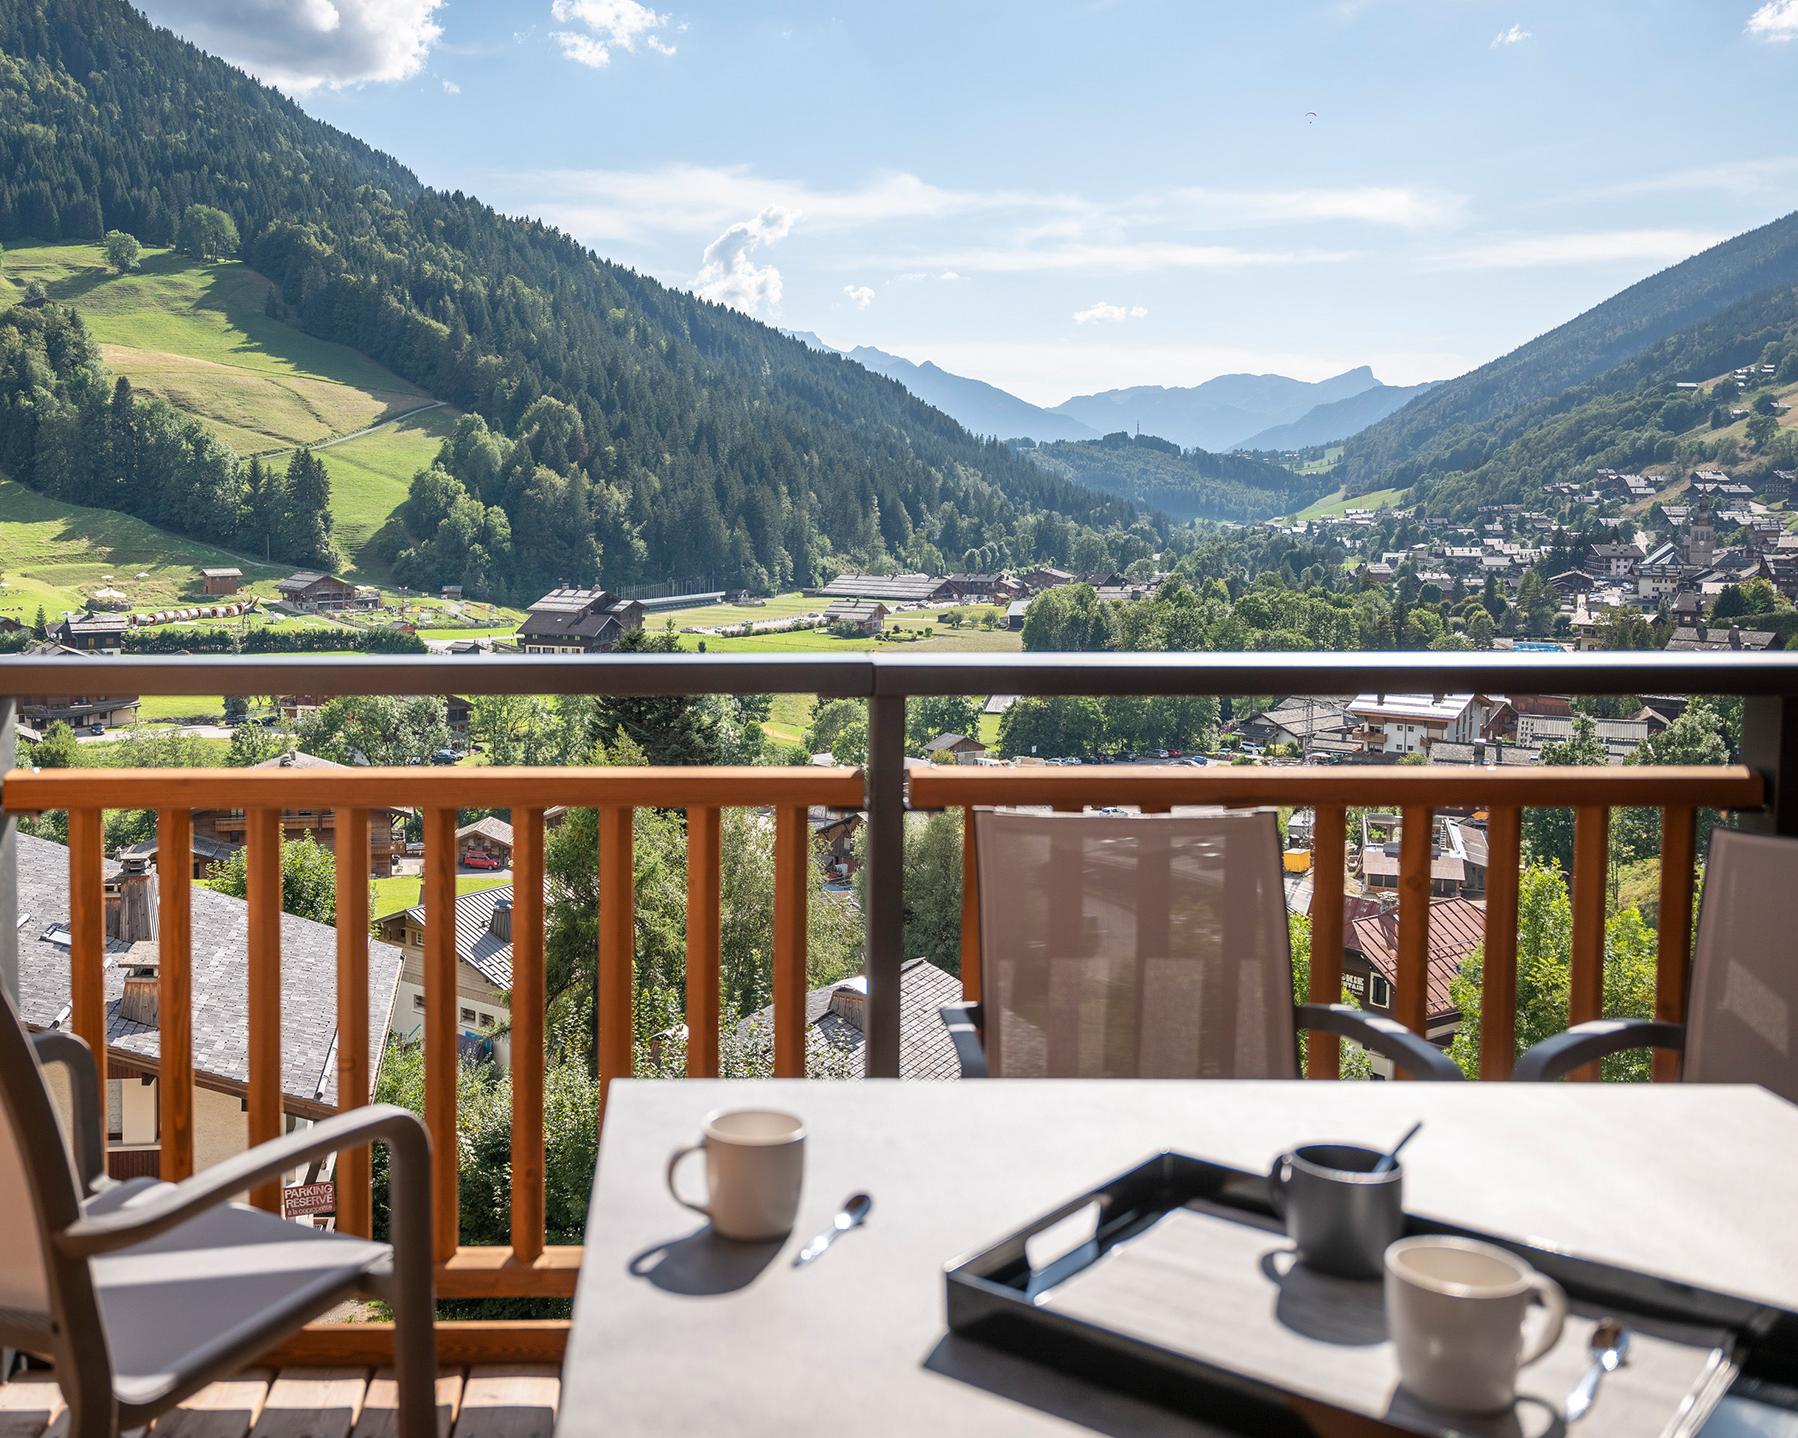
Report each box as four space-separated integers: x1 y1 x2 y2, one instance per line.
279 449 336 568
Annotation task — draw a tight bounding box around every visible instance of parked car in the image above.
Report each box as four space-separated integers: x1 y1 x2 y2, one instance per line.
430 747 459 766
86 724 105 736
462 850 504 871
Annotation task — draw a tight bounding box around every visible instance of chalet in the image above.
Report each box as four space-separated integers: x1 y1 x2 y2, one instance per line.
1637 543 1686 601
14 834 401 1180
1345 693 1500 755
942 574 1024 603
193 751 408 877
1589 542 1642 579
737 958 963 1080
1664 623 1779 653
823 599 888 635
1240 698 1355 750
457 816 514 868
1359 813 1475 899
1347 898 1485 1066
812 808 862 880
515 586 645 654
1020 567 1074 592
55 611 127 653
379 884 518 1057
816 573 954 604
198 567 244 596
275 571 376 613
16 640 140 729
924 733 988 764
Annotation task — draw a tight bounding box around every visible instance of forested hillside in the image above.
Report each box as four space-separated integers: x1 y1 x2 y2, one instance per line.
1340 208 1798 493
1023 431 1329 523
0 0 1139 601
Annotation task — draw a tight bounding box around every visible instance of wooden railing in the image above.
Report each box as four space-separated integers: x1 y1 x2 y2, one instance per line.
2 764 862 1360
908 765 1764 1083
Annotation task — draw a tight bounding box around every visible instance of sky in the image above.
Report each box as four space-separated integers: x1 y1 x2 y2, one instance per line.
137 0 1798 406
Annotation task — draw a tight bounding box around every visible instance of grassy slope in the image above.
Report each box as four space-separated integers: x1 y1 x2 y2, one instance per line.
1291 484 1408 521
0 243 456 572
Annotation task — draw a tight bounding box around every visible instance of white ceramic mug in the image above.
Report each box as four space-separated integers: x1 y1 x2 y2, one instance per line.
665 1108 806 1241
1384 1236 1568 1413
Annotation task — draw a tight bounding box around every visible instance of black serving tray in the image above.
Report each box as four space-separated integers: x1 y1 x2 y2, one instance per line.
943 1151 1798 1438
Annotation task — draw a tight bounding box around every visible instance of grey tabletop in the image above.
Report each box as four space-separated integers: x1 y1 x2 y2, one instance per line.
561 1079 1798 1436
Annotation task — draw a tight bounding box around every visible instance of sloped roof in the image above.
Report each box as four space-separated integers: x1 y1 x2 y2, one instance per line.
817 574 946 602
738 958 963 1080
1352 898 1485 1024
13 834 401 1109
457 816 515 847
405 882 516 989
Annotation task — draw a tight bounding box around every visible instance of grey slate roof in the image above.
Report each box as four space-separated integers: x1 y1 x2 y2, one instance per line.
405 882 515 989
738 958 963 1080
456 816 515 848
12 833 402 1110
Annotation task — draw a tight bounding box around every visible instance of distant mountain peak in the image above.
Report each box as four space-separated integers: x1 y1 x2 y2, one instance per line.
1050 366 1386 451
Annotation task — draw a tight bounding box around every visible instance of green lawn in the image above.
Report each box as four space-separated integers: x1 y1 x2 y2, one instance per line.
370 872 510 921
654 592 825 628
678 624 1021 655
0 474 287 621
136 695 225 724
1291 484 1409 520
0 243 460 572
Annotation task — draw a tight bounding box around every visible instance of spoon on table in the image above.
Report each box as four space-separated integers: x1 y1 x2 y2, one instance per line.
1372 1120 1423 1174
1565 1318 1630 1423
794 1192 873 1267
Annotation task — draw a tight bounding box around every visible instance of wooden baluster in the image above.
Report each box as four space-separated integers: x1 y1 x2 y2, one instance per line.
66 809 106 1104
1479 807 1522 1081
1568 805 1611 1082
597 807 635 1110
1306 806 1346 1079
773 806 808 1078
1654 807 1698 1083
246 808 282 1211
684 807 721 1079
1394 805 1434 1064
960 807 980 1002
511 809 546 1261
333 808 371 1237
157 808 195 1181
423 807 458 1260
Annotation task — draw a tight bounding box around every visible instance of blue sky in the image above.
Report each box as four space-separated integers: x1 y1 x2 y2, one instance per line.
140 0 1798 405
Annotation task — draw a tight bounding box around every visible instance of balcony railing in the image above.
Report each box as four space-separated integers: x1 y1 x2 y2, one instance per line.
2 648 1796 1365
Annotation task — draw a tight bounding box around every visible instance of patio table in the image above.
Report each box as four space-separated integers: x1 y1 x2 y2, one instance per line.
562 1079 1798 1436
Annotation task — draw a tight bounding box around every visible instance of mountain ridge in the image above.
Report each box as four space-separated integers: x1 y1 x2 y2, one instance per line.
1237 380 1438 452
1052 367 1384 451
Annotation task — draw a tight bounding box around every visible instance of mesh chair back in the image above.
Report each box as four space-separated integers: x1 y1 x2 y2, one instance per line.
973 809 1297 1079
0 987 80 1332
1685 830 1798 1101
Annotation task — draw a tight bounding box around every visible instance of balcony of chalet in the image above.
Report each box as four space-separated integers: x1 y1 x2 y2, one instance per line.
1 649 1795 1436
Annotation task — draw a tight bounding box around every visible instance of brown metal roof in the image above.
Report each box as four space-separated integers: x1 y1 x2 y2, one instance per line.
1352 898 1485 1023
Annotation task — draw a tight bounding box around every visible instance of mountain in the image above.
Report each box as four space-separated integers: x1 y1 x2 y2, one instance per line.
1340 208 1798 493
841 346 1099 442
1052 367 1382 451
1024 432 1329 524
0 0 1135 603
1238 381 1437 452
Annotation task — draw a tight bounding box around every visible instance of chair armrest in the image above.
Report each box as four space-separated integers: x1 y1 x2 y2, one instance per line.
1513 1019 1685 1082
32 1031 106 1193
56 1104 431 1257
1295 1004 1464 1082
938 1002 988 1079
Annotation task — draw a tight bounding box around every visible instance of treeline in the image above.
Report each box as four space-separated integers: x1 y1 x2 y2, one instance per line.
1337 207 1798 490
123 625 426 655
0 300 337 564
1024 431 1330 524
0 0 1147 603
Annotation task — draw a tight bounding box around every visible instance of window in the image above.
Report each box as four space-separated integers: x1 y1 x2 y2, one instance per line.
460 1007 477 1025
1370 975 1393 1009
479 1014 496 1030
106 1079 124 1141
413 994 426 1011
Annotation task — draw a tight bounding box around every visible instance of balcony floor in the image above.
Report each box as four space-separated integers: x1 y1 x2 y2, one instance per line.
0 1364 559 1438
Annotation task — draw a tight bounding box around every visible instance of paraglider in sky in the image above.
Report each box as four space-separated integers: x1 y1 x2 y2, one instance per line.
1305 111 1317 124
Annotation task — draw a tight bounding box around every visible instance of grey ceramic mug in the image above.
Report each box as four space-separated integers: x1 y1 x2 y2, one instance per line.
1268 1143 1405 1279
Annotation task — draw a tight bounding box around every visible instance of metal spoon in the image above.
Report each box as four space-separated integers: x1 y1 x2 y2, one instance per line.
1565 1318 1630 1422
793 1192 873 1267
1373 1120 1423 1174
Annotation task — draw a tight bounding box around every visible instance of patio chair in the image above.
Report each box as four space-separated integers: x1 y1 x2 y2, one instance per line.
1515 828 1798 1099
0 985 438 1438
938 809 1461 1080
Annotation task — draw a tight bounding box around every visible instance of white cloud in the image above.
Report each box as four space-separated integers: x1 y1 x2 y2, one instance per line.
1592 156 1798 199
1748 1 1798 40
1154 185 1465 230
842 284 875 310
550 0 679 68
136 0 444 92
1436 228 1727 269
440 77 460 94
694 207 796 315
895 241 1352 274
939 270 961 281
1073 301 1149 325
1490 23 1531 47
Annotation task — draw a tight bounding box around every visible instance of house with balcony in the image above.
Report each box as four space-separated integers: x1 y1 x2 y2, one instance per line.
456 815 514 867
192 750 408 877
54 612 128 654
822 598 888 634
275 571 379 613
13 835 401 1181
378 884 516 1056
1346 692 1503 755
16 640 140 729
515 586 646 654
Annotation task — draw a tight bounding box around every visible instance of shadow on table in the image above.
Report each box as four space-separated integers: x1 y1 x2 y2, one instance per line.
626 1225 783 1296
1257 1246 1389 1348
922 1334 1223 1437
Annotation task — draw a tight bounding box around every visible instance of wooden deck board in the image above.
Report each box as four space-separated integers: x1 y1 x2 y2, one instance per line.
0 1365 553 1438
451 1368 558 1438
